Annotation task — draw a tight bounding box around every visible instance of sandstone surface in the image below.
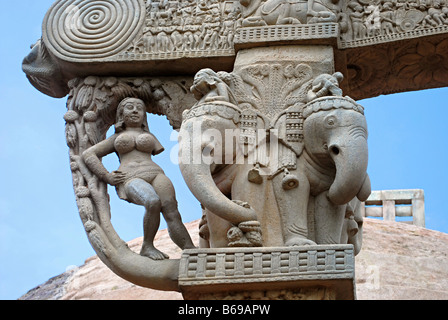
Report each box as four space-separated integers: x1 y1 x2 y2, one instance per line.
19 219 448 300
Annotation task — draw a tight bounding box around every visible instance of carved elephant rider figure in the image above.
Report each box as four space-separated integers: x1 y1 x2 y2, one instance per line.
179 68 264 248
179 67 370 251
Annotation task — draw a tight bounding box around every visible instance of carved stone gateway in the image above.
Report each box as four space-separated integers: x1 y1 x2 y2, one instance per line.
23 0 448 300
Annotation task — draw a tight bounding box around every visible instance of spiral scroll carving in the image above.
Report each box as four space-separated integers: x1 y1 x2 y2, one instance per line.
43 0 145 61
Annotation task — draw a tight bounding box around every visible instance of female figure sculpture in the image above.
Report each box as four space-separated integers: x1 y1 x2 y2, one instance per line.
82 97 195 260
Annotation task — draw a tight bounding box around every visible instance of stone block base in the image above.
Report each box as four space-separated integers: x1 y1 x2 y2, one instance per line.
178 245 356 300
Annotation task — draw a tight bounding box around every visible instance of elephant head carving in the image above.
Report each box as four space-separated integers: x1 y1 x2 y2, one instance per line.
302 96 371 205
266 95 370 248
178 69 262 247
300 96 370 248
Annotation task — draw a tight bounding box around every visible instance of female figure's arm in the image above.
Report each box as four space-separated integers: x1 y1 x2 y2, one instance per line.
82 134 126 186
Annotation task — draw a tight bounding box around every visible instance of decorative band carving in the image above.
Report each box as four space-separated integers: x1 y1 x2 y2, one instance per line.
234 23 339 47
182 101 242 124
340 25 448 49
303 96 365 118
179 245 355 282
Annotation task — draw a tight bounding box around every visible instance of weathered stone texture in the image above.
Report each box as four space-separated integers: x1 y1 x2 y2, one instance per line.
356 218 448 300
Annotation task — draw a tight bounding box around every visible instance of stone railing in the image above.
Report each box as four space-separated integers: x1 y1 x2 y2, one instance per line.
362 189 425 227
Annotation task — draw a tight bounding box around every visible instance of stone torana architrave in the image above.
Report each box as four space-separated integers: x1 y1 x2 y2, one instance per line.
23 0 448 300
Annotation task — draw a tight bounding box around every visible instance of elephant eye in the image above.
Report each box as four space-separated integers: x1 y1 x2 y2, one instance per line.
325 116 337 127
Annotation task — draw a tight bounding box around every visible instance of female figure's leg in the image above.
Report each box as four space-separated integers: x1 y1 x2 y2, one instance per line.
124 178 168 260
152 174 196 250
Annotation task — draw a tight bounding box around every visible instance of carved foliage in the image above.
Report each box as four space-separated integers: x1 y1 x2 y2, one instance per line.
394 37 448 86
346 36 448 99
229 63 314 118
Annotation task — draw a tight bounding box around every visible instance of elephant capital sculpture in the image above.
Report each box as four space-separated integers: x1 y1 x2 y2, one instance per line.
179 65 370 253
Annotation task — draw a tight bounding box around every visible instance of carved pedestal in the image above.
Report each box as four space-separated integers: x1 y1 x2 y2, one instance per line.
179 245 356 300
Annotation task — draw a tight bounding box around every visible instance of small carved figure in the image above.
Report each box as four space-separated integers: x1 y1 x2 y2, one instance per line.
143 30 156 53
306 72 344 102
348 1 367 40
157 0 172 20
201 24 219 50
82 97 195 260
182 17 196 51
442 7 448 25
380 2 396 35
424 4 445 27
190 68 236 104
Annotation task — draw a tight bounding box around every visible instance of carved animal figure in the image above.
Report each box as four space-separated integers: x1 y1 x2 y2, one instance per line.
179 68 370 251
179 69 262 247
240 0 337 26
271 96 370 250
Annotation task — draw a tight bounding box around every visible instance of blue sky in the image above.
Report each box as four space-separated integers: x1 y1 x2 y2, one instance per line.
0 1 447 300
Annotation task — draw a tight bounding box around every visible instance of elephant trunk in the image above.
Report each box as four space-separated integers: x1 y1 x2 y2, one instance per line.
327 136 370 205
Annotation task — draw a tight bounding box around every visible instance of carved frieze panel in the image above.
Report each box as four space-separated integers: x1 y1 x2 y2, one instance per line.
122 0 241 60
44 0 448 59
339 0 448 48
234 0 343 48
24 0 448 100
42 0 343 64
43 0 242 63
